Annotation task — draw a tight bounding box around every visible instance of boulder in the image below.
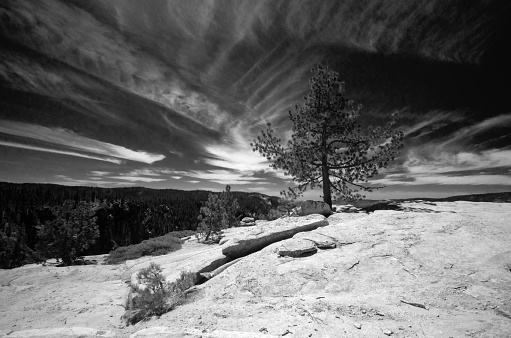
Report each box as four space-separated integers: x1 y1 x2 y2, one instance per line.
277 238 317 257
239 217 257 227
299 200 332 216
238 221 256 227
222 214 328 259
293 232 337 249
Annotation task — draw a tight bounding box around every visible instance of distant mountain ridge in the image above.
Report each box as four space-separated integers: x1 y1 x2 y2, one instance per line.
402 192 511 203
0 181 280 206
334 191 511 208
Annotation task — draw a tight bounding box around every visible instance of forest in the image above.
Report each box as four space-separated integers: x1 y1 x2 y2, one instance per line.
0 182 283 269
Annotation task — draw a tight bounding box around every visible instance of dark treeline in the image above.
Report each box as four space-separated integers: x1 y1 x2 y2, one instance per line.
0 182 281 268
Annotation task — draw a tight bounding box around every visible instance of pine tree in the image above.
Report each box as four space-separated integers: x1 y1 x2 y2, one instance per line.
220 185 239 227
197 194 226 242
196 185 240 242
36 200 99 265
251 65 404 208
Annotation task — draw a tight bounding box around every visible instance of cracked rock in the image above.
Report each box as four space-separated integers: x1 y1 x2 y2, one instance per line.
293 232 336 249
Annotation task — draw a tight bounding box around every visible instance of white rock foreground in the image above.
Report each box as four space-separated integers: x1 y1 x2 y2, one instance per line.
1 202 511 337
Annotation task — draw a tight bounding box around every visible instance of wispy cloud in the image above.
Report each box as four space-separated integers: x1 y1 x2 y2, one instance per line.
0 141 123 164
0 120 165 164
89 171 111 176
438 114 511 149
122 169 163 177
372 147 511 187
373 174 511 186
402 111 462 138
404 149 511 175
108 176 166 182
203 121 270 171
53 175 135 186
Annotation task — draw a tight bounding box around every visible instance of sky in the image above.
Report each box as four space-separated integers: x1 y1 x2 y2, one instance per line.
1 0 511 200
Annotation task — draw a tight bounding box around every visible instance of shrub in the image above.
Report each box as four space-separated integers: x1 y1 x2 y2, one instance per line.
166 230 196 239
106 233 182 264
124 262 196 325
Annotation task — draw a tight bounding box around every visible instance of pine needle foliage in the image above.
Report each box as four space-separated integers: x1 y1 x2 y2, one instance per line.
251 65 404 207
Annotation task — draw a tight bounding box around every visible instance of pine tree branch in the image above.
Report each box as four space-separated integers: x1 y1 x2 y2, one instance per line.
328 157 375 169
329 172 386 191
297 158 322 167
328 178 344 193
285 175 322 196
327 138 368 149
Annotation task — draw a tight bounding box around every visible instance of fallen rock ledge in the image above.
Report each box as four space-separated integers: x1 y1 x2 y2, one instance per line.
129 214 329 289
222 214 328 259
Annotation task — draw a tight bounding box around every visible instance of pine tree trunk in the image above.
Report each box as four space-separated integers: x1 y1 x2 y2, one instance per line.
204 222 212 242
322 157 332 209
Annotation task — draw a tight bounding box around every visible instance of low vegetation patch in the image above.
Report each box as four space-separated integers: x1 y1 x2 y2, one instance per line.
106 233 183 264
165 229 196 239
123 262 196 325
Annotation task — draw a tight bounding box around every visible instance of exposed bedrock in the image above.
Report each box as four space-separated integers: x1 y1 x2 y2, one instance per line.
129 326 279 338
221 214 328 259
129 214 329 289
3 327 116 337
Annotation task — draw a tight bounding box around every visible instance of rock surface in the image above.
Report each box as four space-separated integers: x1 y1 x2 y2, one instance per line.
293 232 336 249
277 238 317 257
222 214 327 259
3 327 115 337
129 326 278 338
0 254 126 337
299 200 332 216
153 202 511 338
1 202 511 338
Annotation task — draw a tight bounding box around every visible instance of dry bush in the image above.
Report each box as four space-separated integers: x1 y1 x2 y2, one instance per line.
123 262 196 325
106 233 182 264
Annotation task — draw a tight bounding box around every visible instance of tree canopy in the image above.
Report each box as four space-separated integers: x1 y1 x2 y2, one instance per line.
252 65 404 207
36 200 99 265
